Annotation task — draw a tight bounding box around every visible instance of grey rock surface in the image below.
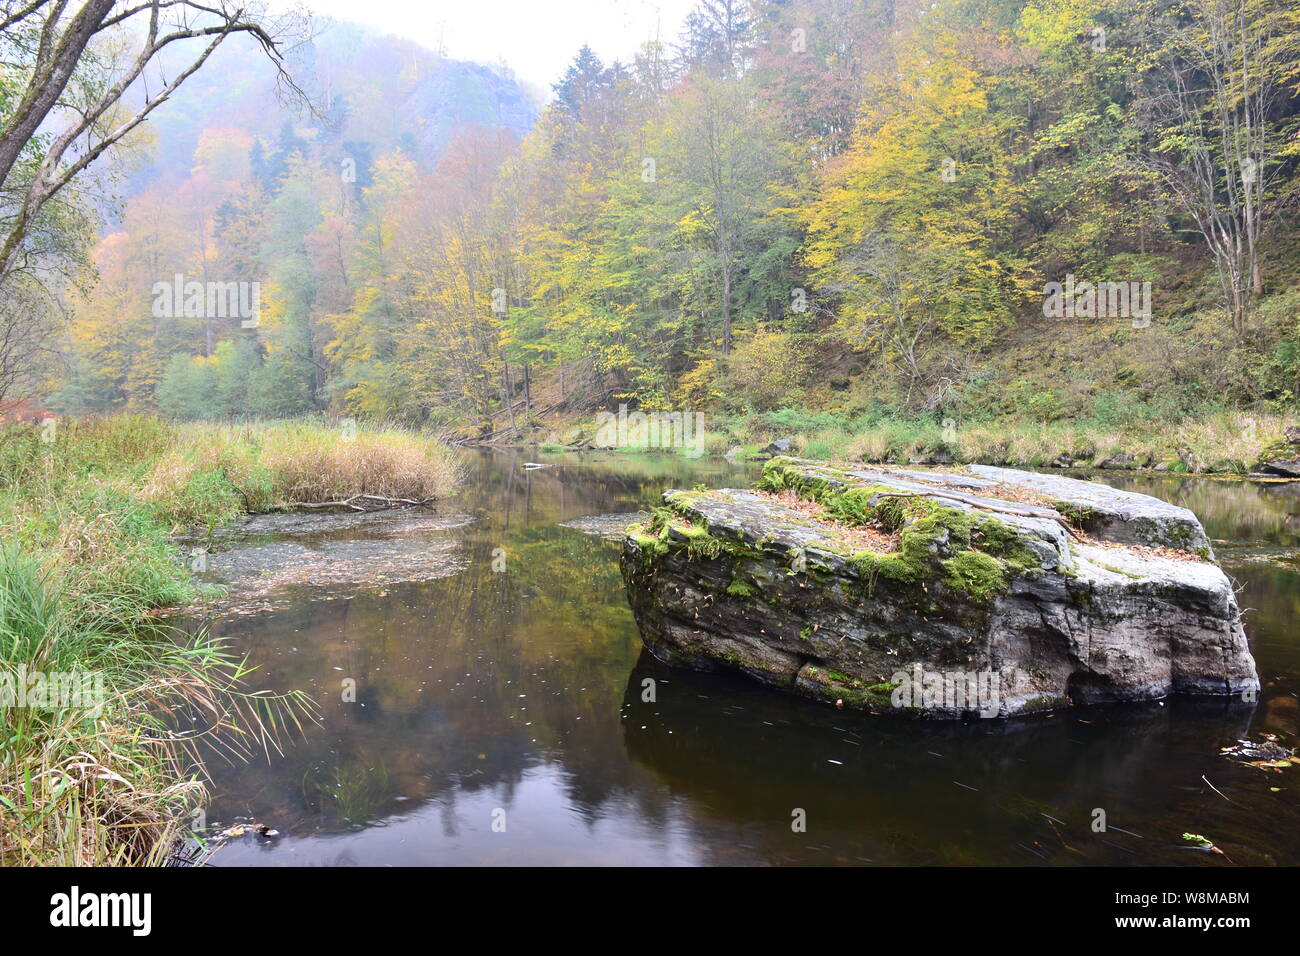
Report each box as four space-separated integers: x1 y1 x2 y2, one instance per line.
621 459 1258 718
966 464 1213 553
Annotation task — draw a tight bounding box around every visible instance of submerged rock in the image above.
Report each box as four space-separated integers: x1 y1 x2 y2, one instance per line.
620 457 1258 718
558 511 649 540
1220 737 1293 763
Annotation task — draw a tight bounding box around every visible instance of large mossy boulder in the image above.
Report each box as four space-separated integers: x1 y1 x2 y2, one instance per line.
620 457 1258 719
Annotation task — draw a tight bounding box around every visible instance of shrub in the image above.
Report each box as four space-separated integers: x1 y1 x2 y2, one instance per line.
725 331 813 411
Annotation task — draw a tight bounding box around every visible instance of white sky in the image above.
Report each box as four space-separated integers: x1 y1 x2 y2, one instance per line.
294 0 699 92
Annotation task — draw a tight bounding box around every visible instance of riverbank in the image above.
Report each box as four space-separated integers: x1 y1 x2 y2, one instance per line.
0 416 462 865
527 409 1300 477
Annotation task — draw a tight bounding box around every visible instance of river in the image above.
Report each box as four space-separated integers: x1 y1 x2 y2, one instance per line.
197 449 1299 866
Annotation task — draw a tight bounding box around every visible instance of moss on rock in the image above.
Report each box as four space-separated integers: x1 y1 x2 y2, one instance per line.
622 457 1257 719
941 549 1009 601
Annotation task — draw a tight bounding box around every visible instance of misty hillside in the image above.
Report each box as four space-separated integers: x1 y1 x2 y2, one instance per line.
120 20 542 206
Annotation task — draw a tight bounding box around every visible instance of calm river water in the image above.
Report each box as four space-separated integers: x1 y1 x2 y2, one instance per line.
201 450 1299 866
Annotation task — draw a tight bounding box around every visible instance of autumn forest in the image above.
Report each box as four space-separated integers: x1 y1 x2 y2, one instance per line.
16 0 1297 451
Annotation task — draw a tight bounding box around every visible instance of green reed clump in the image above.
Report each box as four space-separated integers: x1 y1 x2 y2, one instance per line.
0 413 461 865
0 542 314 866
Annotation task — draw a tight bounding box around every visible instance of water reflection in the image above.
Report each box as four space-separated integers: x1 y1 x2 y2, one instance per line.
202 454 1299 866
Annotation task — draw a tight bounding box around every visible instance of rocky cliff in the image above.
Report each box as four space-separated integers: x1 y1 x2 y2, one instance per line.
620 457 1259 718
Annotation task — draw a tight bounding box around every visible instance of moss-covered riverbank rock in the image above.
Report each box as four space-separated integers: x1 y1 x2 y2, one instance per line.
619 457 1258 719
1255 425 1300 477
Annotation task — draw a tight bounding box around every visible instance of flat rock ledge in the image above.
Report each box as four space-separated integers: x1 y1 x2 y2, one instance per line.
1256 426 1300 477
620 457 1258 718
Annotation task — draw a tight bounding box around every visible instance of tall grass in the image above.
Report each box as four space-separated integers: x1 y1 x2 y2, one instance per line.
0 545 314 865
685 408 1293 474
0 414 462 865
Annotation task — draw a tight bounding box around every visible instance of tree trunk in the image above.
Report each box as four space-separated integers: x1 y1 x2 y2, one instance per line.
720 253 733 355
0 0 117 193
503 361 517 434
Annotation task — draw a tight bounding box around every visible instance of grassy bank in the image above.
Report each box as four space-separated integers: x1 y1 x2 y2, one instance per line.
553 408 1297 475
0 415 462 865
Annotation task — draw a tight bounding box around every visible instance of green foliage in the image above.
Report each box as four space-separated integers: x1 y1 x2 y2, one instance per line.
156 339 316 422
726 331 814 410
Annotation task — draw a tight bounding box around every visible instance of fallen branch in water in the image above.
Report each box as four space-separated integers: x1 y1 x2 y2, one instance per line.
286 494 432 512
1201 774 1232 802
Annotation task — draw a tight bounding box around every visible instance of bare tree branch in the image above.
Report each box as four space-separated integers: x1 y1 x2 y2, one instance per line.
0 0 311 401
